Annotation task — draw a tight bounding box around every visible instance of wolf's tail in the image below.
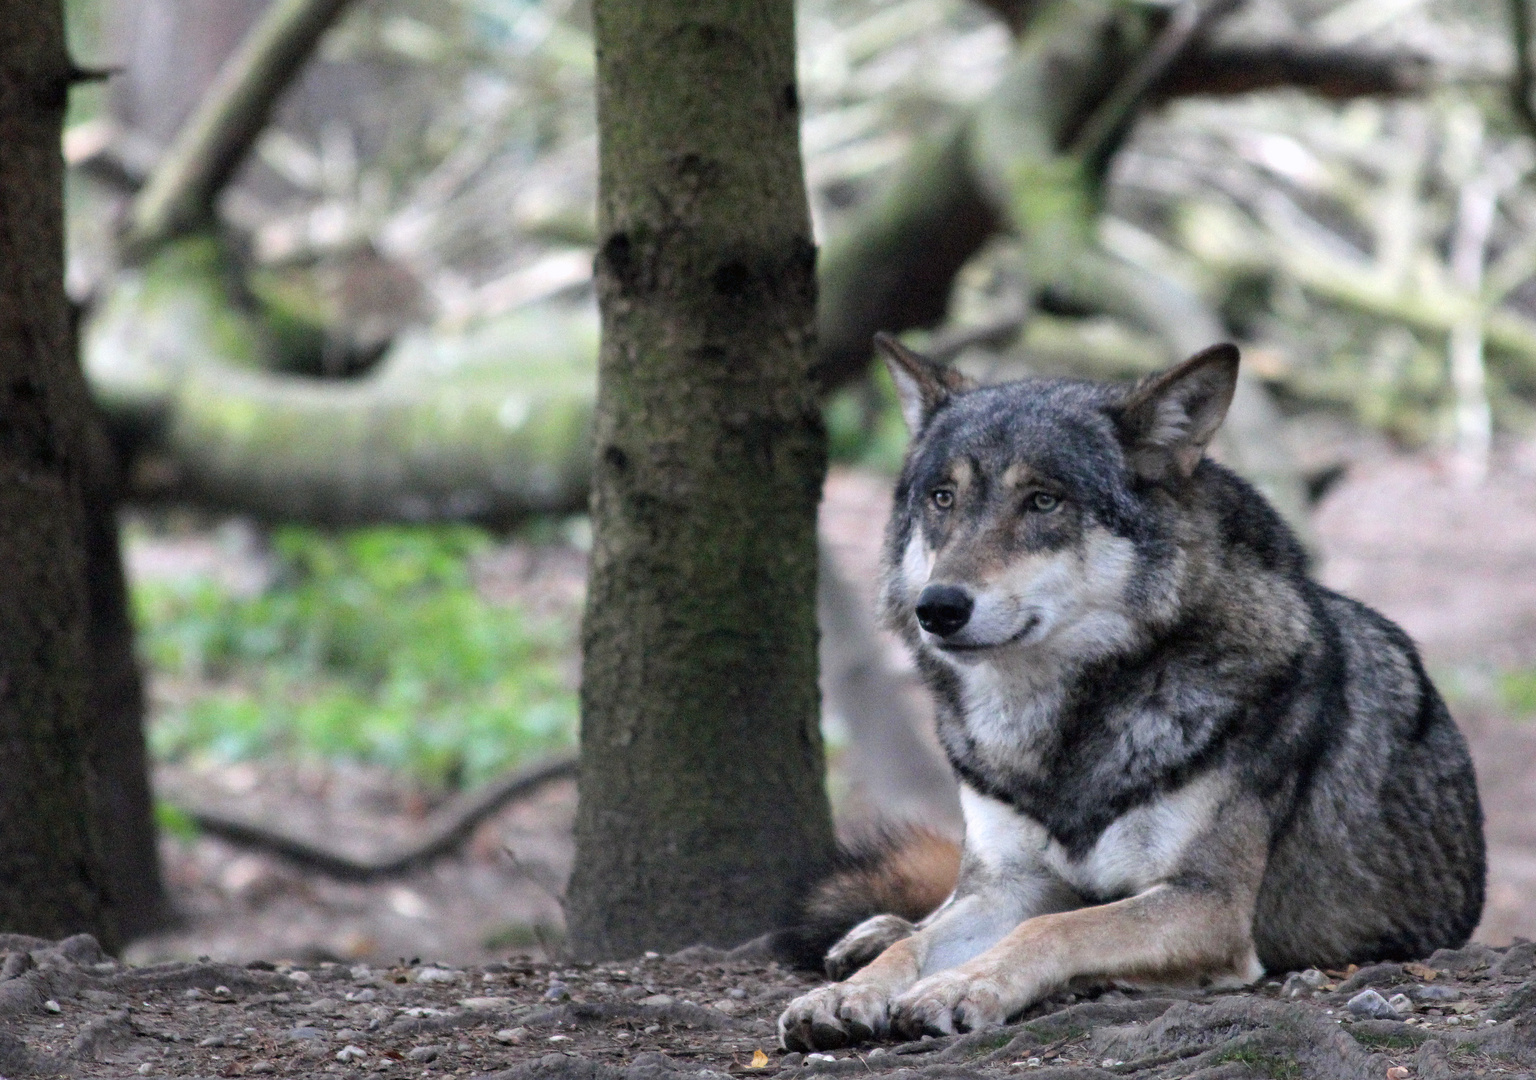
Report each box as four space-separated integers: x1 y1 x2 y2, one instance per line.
767 826 961 970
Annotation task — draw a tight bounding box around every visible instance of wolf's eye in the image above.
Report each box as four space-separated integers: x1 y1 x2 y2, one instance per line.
932 489 954 509
1028 492 1060 513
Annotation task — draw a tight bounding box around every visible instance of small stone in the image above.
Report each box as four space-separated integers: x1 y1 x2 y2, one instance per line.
543 981 570 1001
1386 1068 1410 1080
1026 1058 1043 1067
547 1034 571 1042
288 970 312 984
249 1063 277 1074
1101 1060 1123 1068
458 996 512 1010
337 1045 367 1062
727 988 748 1000
43 999 61 1014
711 999 744 1016
1413 984 1461 1002
639 993 675 1006
1387 993 1414 1015
335 1029 363 1042
1347 989 1399 1019
351 965 372 981
805 1053 837 1063
184 988 206 999
867 1048 889 1060
643 1024 661 1034
415 967 458 984
1280 973 1314 999
406 1046 440 1062
138 1064 155 1076
494 1027 527 1044
350 988 377 1003
288 1026 325 1041
644 951 660 959
199 1035 226 1047
214 985 231 997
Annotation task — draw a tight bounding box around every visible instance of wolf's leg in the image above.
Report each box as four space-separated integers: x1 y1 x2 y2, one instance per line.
824 913 916 980
779 874 1069 1051
889 816 1268 1037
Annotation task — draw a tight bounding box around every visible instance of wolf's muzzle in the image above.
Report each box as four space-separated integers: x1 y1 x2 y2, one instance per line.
915 584 974 637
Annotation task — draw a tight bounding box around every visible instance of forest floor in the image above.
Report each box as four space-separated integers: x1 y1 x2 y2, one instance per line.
5 930 1536 1078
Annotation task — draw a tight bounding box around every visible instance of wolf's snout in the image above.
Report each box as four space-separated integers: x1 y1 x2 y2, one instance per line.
915 584 974 637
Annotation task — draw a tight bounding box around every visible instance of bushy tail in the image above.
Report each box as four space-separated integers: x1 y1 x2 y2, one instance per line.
767 826 961 970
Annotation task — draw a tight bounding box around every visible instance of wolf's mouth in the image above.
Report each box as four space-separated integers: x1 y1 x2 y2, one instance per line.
934 614 1040 653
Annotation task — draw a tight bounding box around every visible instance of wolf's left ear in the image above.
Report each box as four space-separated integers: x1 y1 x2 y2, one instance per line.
1113 343 1239 480
875 332 973 432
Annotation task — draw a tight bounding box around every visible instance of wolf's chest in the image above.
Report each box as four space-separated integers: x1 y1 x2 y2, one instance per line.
960 774 1225 901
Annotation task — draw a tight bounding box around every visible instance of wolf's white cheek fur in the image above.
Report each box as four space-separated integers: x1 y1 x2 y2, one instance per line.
899 531 935 606
993 529 1138 658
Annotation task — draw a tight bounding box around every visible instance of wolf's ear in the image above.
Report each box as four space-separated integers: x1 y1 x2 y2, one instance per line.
1114 343 1239 480
875 332 972 432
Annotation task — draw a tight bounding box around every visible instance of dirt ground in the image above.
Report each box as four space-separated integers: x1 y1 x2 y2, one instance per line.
6 931 1536 1078
121 444 1536 969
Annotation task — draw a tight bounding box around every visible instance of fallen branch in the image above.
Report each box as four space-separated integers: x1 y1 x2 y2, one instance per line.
180 753 578 881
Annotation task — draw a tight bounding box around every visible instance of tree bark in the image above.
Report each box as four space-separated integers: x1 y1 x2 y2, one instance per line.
80 419 169 940
563 0 837 959
0 0 118 949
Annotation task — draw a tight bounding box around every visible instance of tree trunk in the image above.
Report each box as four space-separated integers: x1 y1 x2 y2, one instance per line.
564 0 837 959
80 420 169 940
0 0 118 949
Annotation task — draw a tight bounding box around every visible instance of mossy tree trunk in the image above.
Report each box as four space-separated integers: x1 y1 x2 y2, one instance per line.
0 0 119 948
564 0 837 959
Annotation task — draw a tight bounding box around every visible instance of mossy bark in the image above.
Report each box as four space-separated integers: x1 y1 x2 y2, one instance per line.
563 0 837 959
0 0 118 948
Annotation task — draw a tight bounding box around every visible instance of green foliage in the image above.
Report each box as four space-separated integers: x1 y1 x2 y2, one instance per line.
153 800 201 843
1500 669 1536 718
1209 1043 1302 1080
824 359 911 472
136 525 577 788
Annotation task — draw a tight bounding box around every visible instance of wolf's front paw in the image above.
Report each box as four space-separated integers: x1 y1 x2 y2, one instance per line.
890 970 1009 1038
778 983 891 1051
824 914 915 980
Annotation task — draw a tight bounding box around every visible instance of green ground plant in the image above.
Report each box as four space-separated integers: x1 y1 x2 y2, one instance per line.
135 524 578 789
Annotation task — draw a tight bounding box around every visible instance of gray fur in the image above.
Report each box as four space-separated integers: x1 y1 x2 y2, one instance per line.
877 342 1485 974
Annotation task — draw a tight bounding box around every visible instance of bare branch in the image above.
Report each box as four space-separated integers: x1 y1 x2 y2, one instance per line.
1160 45 1430 99
123 0 358 258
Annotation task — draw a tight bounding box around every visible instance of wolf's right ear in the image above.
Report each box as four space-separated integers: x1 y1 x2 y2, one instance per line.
875 333 972 432
1114 343 1239 480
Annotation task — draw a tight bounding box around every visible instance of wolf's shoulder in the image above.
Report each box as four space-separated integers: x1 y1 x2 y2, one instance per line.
1191 460 1310 577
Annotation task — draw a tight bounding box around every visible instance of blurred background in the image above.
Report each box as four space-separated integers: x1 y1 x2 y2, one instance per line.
61 0 1536 965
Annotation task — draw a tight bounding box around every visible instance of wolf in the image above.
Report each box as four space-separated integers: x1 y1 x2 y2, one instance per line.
778 337 1485 1052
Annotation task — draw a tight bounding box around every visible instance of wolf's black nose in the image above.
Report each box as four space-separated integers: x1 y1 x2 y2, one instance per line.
916 584 973 637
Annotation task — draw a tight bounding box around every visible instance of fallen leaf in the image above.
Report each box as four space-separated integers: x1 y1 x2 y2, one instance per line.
1387 1067 1410 1079
749 1050 770 1069
1404 963 1438 981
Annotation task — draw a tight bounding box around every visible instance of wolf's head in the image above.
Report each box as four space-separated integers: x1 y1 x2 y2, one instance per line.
877 334 1241 672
